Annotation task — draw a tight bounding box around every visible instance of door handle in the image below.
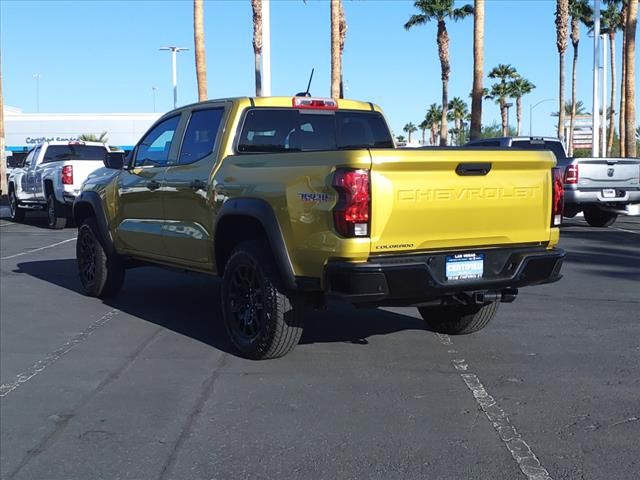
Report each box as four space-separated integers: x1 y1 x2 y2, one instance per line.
456 163 492 176
147 180 160 191
190 179 207 190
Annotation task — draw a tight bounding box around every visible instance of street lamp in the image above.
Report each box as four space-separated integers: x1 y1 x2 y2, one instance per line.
33 74 41 113
505 102 513 135
151 86 157 112
529 98 555 136
159 46 189 109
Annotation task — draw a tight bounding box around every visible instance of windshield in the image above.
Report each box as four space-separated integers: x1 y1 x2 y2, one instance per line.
237 108 394 153
43 145 107 162
511 140 567 161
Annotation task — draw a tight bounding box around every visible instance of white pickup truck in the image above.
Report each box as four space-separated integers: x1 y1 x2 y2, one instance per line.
8 141 110 228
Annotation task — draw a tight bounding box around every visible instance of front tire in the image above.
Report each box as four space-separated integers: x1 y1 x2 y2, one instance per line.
583 206 617 227
418 301 499 335
222 241 304 360
9 188 25 222
47 193 68 229
76 218 125 298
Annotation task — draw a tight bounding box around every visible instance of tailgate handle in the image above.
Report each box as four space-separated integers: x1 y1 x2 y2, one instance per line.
456 163 492 176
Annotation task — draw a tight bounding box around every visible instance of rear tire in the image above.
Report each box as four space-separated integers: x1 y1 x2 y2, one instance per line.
418 301 499 335
9 187 25 222
222 241 304 360
583 206 617 227
76 218 125 298
47 193 68 229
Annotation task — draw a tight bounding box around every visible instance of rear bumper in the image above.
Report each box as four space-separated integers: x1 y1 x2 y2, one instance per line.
565 187 640 206
325 246 565 306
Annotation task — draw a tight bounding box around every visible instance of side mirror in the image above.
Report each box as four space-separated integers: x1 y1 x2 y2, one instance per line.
104 152 125 169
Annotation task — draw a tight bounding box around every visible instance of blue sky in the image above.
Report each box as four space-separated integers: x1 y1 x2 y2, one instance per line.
1 0 632 138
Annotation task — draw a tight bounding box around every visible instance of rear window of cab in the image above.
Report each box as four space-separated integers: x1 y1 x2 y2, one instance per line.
237 108 394 153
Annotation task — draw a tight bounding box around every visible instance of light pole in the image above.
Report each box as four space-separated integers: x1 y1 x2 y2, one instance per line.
529 98 555 137
33 74 41 113
151 86 157 112
592 0 601 157
159 46 189 109
505 102 513 135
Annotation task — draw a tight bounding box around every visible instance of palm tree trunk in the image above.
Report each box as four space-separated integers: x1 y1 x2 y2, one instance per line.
437 20 450 146
607 31 616 157
569 17 579 157
338 1 347 99
556 0 569 140
516 97 523 136
500 100 508 136
194 0 208 101
251 0 263 96
330 0 341 99
620 4 627 157
470 0 484 140
624 0 637 157
421 129 426 145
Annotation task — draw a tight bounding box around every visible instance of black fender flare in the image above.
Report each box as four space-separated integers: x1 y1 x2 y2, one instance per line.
73 191 115 255
215 198 296 291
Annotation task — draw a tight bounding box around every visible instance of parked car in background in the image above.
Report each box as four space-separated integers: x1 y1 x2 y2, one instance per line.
8 141 110 228
464 136 640 227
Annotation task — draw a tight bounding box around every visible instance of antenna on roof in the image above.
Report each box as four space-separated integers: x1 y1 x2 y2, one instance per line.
295 68 314 97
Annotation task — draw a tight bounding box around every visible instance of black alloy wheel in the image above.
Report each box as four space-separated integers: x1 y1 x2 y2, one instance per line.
9 188 25 222
47 194 67 229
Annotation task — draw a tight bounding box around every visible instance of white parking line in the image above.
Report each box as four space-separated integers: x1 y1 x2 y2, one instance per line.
0 309 120 398
434 334 553 480
613 227 640 235
0 237 76 260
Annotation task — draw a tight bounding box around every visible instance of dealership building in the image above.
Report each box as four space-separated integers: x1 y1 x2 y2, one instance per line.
4 106 161 153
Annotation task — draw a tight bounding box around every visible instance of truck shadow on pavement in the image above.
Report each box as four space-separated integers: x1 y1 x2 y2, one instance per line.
14 259 426 358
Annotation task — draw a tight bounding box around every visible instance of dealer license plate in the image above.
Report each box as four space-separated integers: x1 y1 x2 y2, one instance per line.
445 253 484 281
602 189 616 198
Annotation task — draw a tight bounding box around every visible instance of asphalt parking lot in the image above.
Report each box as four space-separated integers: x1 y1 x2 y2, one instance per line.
1 209 638 480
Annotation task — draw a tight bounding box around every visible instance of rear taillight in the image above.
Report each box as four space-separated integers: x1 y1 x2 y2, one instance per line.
62 165 73 185
332 168 370 237
551 167 564 227
563 164 578 184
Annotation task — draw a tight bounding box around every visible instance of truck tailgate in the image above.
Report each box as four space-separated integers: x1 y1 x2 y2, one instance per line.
369 149 556 253
68 160 106 191
575 158 640 188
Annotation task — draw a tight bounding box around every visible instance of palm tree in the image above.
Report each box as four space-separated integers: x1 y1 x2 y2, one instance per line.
488 64 519 136
338 1 347 98
448 97 468 144
568 0 592 156
623 0 637 157
396 135 406 144
330 0 342 98
556 0 570 140
419 119 430 145
79 132 108 143
601 1 623 156
405 0 474 146
194 0 207 101
470 0 484 141
426 103 442 145
404 122 418 143
486 83 514 136
509 78 536 136
251 0 263 96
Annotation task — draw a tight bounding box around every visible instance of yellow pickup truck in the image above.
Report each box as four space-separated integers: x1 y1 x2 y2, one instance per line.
73 96 565 359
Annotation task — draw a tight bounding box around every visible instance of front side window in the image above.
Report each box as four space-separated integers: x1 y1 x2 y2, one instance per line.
134 115 180 167
237 109 394 153
178 108 224 165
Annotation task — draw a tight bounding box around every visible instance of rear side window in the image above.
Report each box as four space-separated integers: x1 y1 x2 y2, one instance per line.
43 145 106 163
179 108 224 165
237 109 394 153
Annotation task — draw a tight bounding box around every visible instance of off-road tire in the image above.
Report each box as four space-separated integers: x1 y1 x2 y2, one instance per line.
9 187 25 222
583 206 617 227
76 218 125 298
418 301 499 335
222 241 304 360
47 193 68 229
563 204 581 218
